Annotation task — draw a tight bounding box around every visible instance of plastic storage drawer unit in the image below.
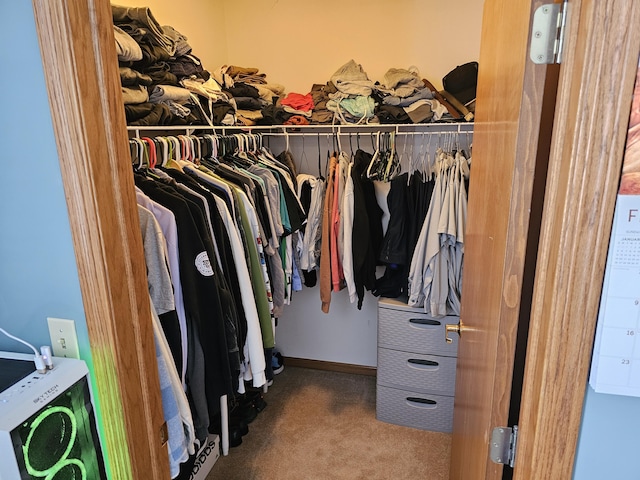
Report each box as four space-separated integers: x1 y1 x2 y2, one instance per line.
376 297 459 433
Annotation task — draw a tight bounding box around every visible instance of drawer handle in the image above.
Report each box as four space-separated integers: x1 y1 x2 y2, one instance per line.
409 318 441 327
407 359 439 370
406 397 437 409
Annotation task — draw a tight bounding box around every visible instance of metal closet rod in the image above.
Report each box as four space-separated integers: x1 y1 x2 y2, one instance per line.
260 130 473 138
126 122 474 138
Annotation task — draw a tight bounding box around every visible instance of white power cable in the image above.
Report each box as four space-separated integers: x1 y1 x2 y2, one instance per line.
0 327 38 354
0 327 48 373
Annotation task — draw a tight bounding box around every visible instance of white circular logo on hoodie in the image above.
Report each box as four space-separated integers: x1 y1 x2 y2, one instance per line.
195 252 214 276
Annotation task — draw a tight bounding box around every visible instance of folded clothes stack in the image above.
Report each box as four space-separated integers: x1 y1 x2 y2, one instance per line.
301 62 457 126
309 83 333 124
325 59 377 125
112 4 234 126
225 79 266 126
212 65 286 126
112 6 467 128
373 67 447 124
280 92 314 126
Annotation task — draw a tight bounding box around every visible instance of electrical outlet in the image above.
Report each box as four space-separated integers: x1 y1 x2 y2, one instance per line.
47 317 80 359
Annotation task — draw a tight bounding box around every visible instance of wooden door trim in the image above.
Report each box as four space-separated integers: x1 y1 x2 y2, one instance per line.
32 0 169 478
450 1 556 478
516 0 640 478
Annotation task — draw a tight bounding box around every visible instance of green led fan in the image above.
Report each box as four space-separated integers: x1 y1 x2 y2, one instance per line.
22 405 84 479
3 357 107 480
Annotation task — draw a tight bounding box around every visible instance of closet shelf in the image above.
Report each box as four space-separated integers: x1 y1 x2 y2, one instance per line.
126 122 474 138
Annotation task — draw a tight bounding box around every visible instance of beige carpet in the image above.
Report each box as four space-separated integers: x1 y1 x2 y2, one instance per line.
207 366 451 480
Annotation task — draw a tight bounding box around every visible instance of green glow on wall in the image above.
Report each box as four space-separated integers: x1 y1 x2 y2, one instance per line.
86 346 134 480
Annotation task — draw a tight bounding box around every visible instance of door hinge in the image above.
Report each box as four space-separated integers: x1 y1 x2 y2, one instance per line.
490 425 518 468
530 1 569 64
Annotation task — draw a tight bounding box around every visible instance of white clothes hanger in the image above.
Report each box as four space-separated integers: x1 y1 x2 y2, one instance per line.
366 131 381 179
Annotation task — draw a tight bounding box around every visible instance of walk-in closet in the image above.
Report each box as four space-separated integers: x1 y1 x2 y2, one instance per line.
110 0 481 477
3 1 640 479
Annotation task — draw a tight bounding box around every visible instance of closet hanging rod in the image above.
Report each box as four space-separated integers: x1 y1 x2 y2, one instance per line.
259 130 473 138
126 122 473 138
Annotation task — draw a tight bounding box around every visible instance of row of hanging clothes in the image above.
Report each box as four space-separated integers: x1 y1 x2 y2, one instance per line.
405 139 470 316
127 126 470 475
128 131 306 477
283 128 471 317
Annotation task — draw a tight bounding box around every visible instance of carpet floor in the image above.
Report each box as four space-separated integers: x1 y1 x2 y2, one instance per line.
207 366 451 480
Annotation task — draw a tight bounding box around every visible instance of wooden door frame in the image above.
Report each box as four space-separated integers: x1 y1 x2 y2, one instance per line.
32 0 170 478
515 0 640 478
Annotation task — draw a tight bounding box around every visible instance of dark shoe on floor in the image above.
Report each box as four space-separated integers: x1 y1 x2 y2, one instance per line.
229 415 249 436
253 395 267 412
228 426 243 448
245 390 267 413
272 351 284 375
233 400 258 424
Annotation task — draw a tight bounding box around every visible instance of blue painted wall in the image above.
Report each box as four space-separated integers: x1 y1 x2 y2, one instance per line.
0 3 92 359
573 387 640 478
0 1 110 474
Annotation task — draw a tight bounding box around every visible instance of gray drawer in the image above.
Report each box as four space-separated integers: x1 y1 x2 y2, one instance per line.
377 348 457 396
376 384 454 433
378 306 459 356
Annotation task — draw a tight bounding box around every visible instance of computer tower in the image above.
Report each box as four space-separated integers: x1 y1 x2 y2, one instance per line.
0 351 107 479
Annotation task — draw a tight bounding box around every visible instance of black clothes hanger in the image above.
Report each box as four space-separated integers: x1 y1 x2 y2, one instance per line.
317 134 324 180
326 150 331 175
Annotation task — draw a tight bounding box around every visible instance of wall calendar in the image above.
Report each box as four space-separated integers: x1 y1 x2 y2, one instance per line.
590 196 640 396
590 63 640 396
